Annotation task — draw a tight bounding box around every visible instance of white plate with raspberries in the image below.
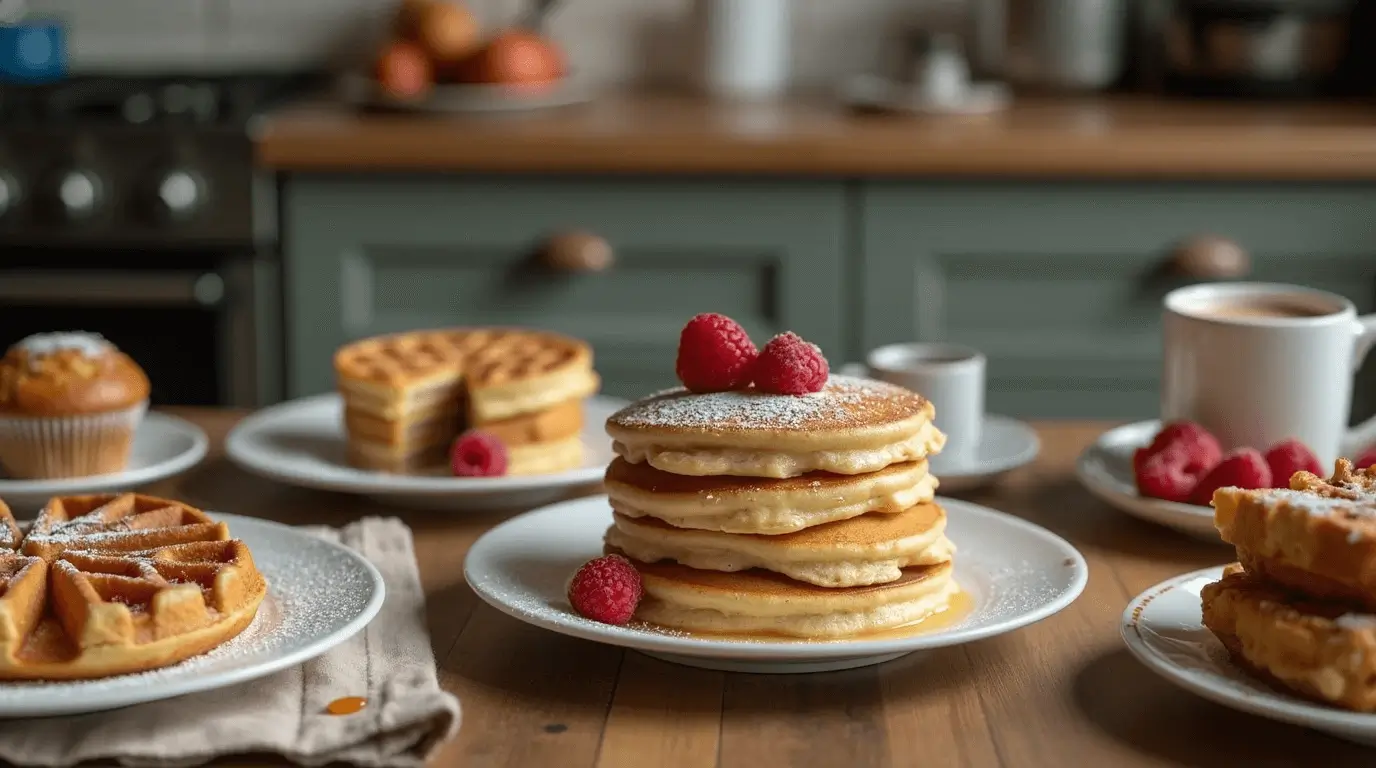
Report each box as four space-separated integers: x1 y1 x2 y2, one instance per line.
224 394 628 511
464 495 1088 674
1075 420 1362 542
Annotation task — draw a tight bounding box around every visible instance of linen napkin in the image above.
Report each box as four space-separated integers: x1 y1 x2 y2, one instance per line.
0 517 461 768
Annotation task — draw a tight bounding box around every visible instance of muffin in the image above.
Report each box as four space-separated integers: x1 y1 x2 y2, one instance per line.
0 332 150 479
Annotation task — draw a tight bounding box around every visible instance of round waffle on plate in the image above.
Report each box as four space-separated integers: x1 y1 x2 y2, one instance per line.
0 493 267 680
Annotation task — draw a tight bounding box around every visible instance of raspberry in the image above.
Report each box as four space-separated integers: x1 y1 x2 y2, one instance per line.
450 430 508 477
752 332 829 395
1137 421 1222 476
1355 448 1376 471
567 554 643 625
1263 439 1322 488
675 313 759 393
1189 448 1272 506
1134 450 1200 504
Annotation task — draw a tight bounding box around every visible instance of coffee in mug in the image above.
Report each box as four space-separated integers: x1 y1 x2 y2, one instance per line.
1161 282 1376 470
864 343 985 472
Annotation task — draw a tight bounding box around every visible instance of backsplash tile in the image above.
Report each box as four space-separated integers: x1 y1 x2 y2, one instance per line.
34 0 945 86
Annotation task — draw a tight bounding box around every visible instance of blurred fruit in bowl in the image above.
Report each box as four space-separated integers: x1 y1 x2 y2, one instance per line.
415 0 481 64
460 29 566 87
375 40 434 99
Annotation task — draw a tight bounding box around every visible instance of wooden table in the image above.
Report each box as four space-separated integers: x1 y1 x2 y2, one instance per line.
137 411 1375 768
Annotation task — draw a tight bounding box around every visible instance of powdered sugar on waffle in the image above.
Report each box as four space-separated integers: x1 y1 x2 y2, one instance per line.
609 375 927 432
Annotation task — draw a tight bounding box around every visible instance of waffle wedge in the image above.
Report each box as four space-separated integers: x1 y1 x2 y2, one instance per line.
0 494 266 680
334 328 599 474
1213 459 1376 611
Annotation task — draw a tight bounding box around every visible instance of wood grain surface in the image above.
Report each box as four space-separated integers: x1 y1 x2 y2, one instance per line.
256 93 1376 179
100 411 1376 767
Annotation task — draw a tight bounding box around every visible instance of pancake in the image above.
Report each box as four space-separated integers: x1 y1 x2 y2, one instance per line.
604 457 938 534
605 376 945 478
1202 563 1376 712
606 503 954 587
620 556 958 639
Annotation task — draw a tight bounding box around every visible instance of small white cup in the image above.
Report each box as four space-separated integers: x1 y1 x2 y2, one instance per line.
856 343 986 471
1162 282 1376 470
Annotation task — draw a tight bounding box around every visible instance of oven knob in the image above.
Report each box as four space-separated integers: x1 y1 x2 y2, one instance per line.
153 168 205 222
57 169 102 220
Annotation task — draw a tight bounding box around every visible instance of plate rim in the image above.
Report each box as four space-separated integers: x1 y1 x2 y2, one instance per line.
464 494 1089 660
225 393 628 495
0 411 210 495
1121 565 1376 732
0 512 386 717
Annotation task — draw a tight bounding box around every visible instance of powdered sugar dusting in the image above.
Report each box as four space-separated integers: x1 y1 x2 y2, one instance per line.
607 375 928 433
14 332 112 362
0 515 380 705
1336 613 1376 631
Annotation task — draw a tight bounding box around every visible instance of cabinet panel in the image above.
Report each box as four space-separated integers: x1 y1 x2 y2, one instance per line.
284 176 848 401
861 182 1376 419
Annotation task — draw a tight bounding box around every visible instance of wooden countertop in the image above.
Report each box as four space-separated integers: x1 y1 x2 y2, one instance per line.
255 92 1376 179
132 410 1373 767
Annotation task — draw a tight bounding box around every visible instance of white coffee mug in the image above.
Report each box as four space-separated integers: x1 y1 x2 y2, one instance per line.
849 343 986 471
1161 282 1376 470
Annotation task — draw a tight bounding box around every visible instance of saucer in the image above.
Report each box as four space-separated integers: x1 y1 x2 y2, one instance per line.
225 393 628 511
929 415 1041 492
0 412 209 514
464 494 1088 674
1076 420 1221 542
1123 566 1376 747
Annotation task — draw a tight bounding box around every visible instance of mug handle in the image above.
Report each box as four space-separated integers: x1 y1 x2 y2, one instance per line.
1341 314 1376 454
838 362 870 379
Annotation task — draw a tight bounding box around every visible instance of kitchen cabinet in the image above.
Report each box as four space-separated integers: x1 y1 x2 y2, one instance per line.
860 182 1376 420
282 176 848 400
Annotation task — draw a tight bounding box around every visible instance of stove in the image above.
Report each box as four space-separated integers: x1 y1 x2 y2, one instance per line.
0 74 317 248
0 74 321 407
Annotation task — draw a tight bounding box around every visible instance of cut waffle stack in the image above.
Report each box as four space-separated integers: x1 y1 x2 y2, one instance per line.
0 493 266 680
1205 459 1376 711
334 328 601 475
602 375 959 639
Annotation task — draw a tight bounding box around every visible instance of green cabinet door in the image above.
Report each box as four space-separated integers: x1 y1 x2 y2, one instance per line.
283 176 847 401
861 182 1376 420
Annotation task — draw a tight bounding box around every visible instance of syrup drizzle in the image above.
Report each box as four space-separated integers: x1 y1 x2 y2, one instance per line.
326 696 368 715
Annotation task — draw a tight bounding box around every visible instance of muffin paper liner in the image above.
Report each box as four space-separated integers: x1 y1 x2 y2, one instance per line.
0 400 148 480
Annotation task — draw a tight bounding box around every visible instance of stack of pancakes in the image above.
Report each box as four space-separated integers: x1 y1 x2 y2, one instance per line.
602 375 957 639
334 328 600 475
1205 459 1376 711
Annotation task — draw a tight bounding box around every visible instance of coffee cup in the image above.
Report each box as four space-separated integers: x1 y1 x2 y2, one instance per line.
848 343 986 471
1161 282 1376 470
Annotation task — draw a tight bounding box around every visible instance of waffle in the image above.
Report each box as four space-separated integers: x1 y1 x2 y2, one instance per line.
0 494 266 680
335 328 599 474
1202 563 1376 712
1213 459 1376 611
605 376 946 478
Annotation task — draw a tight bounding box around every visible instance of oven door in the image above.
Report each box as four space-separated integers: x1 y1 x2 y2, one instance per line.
0 259 265 407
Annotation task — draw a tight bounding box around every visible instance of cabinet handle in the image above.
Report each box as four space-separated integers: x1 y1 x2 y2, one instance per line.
541 231 614 272
1169 235 1251 280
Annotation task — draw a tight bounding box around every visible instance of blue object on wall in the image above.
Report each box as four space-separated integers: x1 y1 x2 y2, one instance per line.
0 21 66 84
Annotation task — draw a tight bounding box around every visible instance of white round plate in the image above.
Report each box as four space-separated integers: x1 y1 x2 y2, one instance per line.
465 495 1088 674
226 394 628 510
0 412 209 514
1123 566 1376 747
0 512 385 717
339 72 592 114
1076 420 1222 541
929 415 1041 492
